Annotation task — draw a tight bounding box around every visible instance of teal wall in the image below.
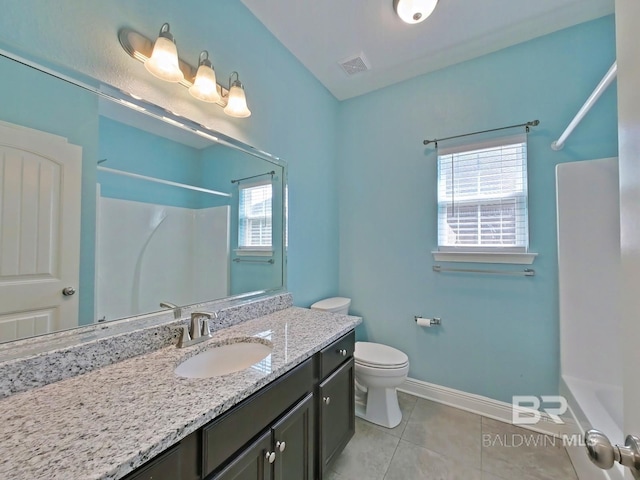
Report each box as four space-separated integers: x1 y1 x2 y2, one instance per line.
337 16 618 402
0 55 99 325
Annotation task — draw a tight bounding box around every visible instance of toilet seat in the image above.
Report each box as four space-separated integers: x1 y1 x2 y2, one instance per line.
355 342 409 368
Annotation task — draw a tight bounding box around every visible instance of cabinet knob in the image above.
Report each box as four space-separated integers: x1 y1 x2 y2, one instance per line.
266 451 276 463
338 349 347 357
276 440 286 452
323 396 331 405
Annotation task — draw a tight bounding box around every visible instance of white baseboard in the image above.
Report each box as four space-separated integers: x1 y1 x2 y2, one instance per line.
398 377 578 438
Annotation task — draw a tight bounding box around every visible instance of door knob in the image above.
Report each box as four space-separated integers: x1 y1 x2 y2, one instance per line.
323 396 331 405
62 287 76 296
265 451 276 464
585 429 640 479
276 440 286 452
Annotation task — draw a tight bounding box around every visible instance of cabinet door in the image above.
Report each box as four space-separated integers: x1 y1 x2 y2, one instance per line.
211 431 272 480
272 393 314 480
318 359 355 474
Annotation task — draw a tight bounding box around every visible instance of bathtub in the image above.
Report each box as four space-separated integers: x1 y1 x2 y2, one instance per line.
557 158 623 480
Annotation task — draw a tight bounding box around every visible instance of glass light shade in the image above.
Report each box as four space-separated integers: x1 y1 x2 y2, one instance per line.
394 0 438 24
224 84 251 118
189 64 221 103
144 36 184 82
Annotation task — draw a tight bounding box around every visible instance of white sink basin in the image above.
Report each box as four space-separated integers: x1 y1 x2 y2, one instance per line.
174 341 273 379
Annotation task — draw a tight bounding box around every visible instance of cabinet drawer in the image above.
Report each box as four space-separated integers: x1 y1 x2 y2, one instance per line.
319 331 355 379
203 357 314 477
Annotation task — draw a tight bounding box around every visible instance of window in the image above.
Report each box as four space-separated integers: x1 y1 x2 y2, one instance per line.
238 181 272 251
437 135 529 254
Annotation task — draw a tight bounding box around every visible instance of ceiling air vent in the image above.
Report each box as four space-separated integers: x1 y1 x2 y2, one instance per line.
339 53 371 76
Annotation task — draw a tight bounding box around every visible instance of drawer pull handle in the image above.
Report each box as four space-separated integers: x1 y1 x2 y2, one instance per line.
276 440 286 452
338 349 347 357
266 451 276 463
323 396 331 405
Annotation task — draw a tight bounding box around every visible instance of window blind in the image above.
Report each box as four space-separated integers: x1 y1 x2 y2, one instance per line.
437 134 529 251
238 181 272 248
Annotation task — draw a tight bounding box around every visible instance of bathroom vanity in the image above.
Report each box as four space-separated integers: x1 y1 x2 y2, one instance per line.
125 331 355 480
0 302 359 480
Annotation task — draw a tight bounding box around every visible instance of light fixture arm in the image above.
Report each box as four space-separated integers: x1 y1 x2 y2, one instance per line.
198 50 213 69
157 23 175 42
228 71 242 91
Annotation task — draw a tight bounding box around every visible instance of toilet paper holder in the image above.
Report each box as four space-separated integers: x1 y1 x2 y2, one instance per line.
414 316 441 326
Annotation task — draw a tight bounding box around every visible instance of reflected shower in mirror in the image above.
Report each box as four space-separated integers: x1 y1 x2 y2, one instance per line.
0 52 286 344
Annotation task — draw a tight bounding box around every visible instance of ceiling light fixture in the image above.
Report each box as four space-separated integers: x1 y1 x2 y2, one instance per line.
119 24 251 118
189 51 220 103
393 0 439 24
144 23 184 82
223 72 251 118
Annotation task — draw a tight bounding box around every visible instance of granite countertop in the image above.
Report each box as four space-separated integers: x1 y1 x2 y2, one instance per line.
0 307 361 480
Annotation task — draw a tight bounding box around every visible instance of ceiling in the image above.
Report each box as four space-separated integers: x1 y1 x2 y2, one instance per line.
241 0 614 100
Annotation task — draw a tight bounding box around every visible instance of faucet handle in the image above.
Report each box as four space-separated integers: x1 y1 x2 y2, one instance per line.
177 325 191 348
201 318 211 336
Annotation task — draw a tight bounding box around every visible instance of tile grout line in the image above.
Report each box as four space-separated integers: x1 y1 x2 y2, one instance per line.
382 393 418 480
382 435 402 480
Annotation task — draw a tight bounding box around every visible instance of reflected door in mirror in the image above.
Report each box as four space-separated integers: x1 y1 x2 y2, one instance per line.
0 121 82 342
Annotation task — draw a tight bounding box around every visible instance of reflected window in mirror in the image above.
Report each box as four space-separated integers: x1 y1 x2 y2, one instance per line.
238 181 273 253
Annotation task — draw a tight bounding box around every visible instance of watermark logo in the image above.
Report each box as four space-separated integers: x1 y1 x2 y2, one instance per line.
483 433 585 448
481 395 583 449
512 395 568 425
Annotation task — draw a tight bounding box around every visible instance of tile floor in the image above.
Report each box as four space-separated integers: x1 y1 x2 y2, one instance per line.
325 392 578 480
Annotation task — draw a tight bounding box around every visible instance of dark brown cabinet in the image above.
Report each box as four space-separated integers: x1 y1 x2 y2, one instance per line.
123 330 355 480
318 360 355 473
272 393 314 480
210 431 272 480
212 393 314 480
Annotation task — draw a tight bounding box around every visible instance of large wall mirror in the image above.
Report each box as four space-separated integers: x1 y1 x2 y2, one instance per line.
0 52 286 345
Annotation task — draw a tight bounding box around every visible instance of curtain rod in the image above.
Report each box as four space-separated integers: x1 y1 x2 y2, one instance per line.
423 120 540 147
231 170 275 184
551 62 616 151
97 166 231 198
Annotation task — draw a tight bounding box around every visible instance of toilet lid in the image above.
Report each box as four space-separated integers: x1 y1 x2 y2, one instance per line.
354 342 409 367
310 297 351 312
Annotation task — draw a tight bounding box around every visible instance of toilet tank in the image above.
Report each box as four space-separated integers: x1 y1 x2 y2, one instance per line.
310 297 351 315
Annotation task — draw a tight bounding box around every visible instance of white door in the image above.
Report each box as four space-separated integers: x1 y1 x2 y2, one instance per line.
0 121 82 342
586 3 640 479
616 1 640 478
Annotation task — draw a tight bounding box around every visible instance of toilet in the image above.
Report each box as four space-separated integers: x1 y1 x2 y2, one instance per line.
310 297 410 429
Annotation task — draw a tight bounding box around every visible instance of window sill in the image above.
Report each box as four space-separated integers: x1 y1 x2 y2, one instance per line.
431 251 538 264
235 249 274 257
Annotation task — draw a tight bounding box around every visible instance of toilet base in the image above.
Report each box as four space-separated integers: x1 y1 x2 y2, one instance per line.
354 385 402 428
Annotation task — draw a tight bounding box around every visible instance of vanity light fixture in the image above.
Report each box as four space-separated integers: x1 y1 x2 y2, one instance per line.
223 72 251 118
189 51 221 103
144 23 184 82
393 0 439 24
119 24 251 118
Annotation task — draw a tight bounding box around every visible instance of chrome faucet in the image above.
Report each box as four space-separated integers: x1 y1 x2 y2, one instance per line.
177 311 216 348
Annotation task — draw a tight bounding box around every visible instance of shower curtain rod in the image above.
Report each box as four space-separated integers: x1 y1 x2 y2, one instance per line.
97 166 231 198
551 61 617 151
423 120 540 147
231 170 276 184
